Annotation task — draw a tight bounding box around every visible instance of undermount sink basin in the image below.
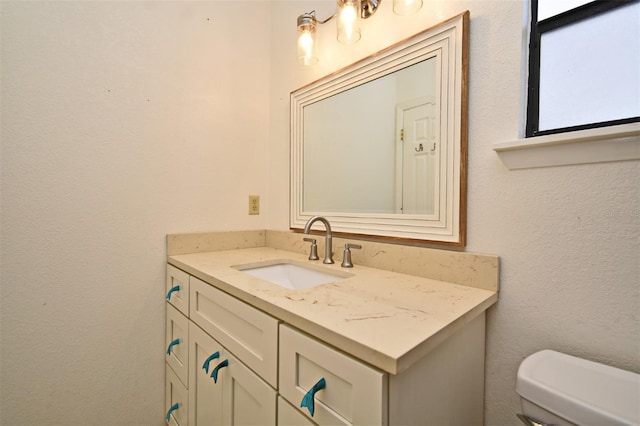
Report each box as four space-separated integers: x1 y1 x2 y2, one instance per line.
233 260 350 290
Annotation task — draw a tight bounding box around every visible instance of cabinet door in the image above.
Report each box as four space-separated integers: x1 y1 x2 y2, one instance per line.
222 350 277 426
189 322 276 426
166 303 189 387
188 322 224 426
166 364 189 426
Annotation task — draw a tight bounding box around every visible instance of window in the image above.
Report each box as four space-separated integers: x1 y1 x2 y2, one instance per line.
526 0 640 137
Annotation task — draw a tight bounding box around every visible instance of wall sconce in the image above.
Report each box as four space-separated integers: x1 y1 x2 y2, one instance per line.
297 0 423 65
297 12 319 65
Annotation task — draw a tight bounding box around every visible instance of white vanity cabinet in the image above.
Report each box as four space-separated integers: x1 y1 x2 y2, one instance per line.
164 267 278 425
166 261 489 426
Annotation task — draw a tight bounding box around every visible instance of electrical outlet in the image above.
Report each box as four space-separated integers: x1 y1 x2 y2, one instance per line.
249 195 260 215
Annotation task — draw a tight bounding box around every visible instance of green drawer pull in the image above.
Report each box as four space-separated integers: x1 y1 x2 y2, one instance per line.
301 377 326 417
166 285 180 300
202 351 220 374
165 402 179 422
166 338 180 356
210 359 229 383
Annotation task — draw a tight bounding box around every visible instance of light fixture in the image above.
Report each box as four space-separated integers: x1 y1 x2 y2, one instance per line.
296 0 422 65
337 0 362 44
393 0 423 16
297 12 318 65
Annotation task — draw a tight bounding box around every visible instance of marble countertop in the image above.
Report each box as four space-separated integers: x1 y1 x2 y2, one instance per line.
168 246 498 375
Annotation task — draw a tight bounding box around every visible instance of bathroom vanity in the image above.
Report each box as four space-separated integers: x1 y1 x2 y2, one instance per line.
164 230 498 425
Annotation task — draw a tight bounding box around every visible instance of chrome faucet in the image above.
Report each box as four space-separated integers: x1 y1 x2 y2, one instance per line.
303 216 334 264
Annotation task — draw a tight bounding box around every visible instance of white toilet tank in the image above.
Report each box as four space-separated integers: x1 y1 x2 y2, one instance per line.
516 350 640 426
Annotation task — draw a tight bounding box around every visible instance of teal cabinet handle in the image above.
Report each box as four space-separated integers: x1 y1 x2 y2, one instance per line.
165 402 179 422
301 377 326 417
166 338 180 355
210 359 229 383
166 285 180 300
202 351 220 374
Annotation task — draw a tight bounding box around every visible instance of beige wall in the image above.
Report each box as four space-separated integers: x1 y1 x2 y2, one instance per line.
267 1 639 425
1 0 638 425
1 1 270 423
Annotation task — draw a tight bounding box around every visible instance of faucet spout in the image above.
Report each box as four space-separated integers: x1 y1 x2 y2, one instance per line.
303 216 334 264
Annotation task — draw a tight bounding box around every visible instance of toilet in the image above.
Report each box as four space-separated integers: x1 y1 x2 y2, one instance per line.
516 350 640 426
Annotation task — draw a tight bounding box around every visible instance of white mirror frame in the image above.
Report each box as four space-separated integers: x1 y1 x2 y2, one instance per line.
290 11 469 246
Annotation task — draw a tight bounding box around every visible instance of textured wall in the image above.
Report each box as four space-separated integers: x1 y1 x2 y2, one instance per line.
267 1 640 425
0 1 270 423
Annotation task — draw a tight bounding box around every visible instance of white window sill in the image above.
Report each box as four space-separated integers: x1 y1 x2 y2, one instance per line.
493 122 640 170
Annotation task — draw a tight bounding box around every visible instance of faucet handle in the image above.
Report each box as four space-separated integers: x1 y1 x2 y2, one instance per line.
341 243 362 268
303 237 319 261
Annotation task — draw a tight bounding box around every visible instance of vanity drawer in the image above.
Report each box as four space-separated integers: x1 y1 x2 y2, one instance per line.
166 264 190 316
166 303 189 387
166 363 189 426
279 324 388 426
189 277 279 387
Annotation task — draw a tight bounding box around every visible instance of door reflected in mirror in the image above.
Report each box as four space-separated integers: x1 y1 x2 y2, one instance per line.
291 11 469 246
303 58 438 216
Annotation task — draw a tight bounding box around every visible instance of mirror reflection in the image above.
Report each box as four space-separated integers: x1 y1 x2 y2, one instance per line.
303 58 438 215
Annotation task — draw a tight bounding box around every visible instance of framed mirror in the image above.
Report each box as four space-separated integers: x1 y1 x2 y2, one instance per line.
290 11 469 246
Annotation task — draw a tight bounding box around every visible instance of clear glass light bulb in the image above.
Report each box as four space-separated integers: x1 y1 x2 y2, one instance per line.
337 1 361 43
340 4 357 26
298 31 317 65
297 13 318 65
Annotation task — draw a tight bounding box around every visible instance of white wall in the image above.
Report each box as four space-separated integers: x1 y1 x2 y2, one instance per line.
0 1 270 423
267 1 639 425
